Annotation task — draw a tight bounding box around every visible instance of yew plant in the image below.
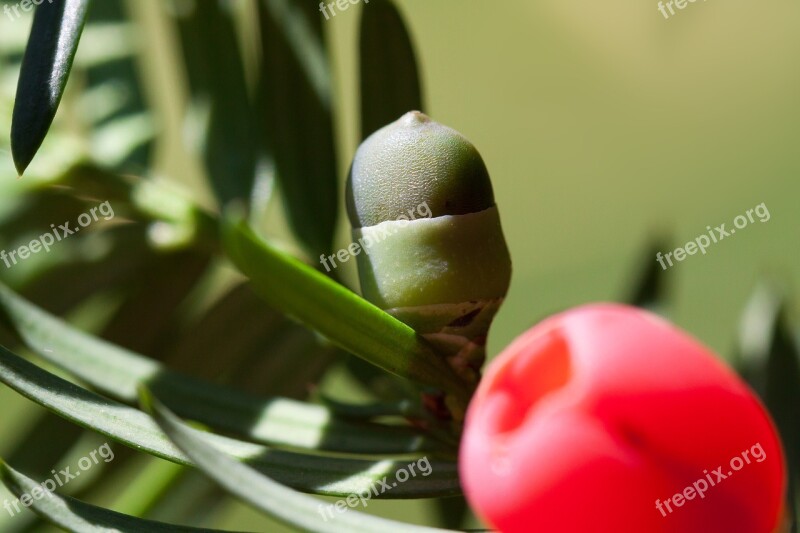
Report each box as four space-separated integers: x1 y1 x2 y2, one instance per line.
0 1 797 532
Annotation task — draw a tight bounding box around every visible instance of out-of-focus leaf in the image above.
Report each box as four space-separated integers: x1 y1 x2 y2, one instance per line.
738 284 784 395
434 496 469 531
0 412 86 532
19 224 153 315
0 347 460 497
0 186 88 242
59 164 221 253
359 0 423 139
86 456 187 522
0 281 437 454
737 284 800 531
172 0 258 208
143 471 225 530
227 325 339 398
0 458 235 532
90 113 154 169
627 238 671 315
79 2 154 172
164 282 292 380
97 251 210 357
222 213 472 409
317 394 416 420
4 412 84 480
165 282 338 400
257 0 338 256
343 355 420 408
142 389 452 533
11 0 90 174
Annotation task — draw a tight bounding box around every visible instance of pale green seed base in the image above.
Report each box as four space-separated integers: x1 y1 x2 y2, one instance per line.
353 206 512 310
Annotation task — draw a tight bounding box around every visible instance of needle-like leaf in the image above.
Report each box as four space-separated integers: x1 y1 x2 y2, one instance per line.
359 0 423 139
0 346 461 498
0 281 436 454
256 0 338 255
0 458 241 532
11 0 90 174
221 213 472 410
141 388 452 533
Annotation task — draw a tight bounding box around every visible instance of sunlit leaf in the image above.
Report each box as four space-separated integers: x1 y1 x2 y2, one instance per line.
0 281 438 455
142 388 453 533
0 346 461 498
0 458 236 532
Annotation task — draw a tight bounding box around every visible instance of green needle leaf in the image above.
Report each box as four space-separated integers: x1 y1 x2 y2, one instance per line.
0 346 461 498
359 0 423 139
11 0 90 175
0 458 238 532
221 213 471 407
0 281 435 454
256 0 338 255
141 388 452 533
173 0 258 208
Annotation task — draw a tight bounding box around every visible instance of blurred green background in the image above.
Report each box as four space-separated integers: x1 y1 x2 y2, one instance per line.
0 0 798 531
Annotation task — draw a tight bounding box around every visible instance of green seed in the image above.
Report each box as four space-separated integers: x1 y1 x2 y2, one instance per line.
347 111 495 228
346 111 512 387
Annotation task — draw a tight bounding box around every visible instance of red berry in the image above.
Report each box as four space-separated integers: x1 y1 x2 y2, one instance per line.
460 304 786 533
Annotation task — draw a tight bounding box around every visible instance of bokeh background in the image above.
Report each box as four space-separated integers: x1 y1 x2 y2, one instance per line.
0 0 798 530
